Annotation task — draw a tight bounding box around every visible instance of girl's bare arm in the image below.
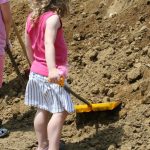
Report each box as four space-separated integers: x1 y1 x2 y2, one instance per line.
25 26 34 64
45 15 61 81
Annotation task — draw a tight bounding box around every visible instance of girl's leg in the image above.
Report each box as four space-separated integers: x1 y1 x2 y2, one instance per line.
34 109 49 150
47 111 68 150
0 55 5 88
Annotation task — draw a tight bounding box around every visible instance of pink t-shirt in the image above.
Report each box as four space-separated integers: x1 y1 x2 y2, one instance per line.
26 11 68 77
0 0 9 55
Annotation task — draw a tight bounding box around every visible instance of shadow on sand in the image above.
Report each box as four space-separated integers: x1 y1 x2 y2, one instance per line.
65 126 123 150
65 105 123 150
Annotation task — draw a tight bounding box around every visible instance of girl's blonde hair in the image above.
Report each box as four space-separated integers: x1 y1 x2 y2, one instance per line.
30 0 69 22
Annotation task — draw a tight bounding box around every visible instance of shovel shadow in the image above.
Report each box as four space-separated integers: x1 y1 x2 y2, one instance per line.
75 104 122 130
65 126 124 150
0 70 29 99
63 105 123 150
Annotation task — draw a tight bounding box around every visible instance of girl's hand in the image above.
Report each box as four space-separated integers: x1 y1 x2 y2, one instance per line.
48 68 60 83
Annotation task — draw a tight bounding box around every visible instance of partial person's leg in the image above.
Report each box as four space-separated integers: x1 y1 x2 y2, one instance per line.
0 54 9 138
0 54 5 88
47 111 68 150
34 109 49 150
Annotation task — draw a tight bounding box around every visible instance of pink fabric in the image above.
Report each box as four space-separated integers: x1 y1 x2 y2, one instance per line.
0 0 9 3
26 11 68 77
0 54 5 88
0 0 9 55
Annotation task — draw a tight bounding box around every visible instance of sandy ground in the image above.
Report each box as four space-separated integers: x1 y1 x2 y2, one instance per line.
0 0 150 149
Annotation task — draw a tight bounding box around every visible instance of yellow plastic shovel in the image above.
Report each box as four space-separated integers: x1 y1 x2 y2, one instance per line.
56 77 122 113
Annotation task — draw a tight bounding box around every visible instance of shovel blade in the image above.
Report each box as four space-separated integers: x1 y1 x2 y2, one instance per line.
74 100 122 113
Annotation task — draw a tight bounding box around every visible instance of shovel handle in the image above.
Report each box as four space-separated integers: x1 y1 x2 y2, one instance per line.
12 20 31 66
6 45 25 86
54 77 91 106
57 76 65 87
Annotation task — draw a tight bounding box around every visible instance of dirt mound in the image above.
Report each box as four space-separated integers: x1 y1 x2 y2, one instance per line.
0 0 150 149
106 0 137 16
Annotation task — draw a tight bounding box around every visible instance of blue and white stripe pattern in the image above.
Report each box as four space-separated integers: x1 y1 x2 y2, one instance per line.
25 72 74 113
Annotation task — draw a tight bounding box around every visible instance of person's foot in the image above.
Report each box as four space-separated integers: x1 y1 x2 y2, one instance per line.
0 128 9 138
36 140 65 150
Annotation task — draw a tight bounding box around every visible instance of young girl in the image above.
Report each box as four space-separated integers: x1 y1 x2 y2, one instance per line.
24 0 74 150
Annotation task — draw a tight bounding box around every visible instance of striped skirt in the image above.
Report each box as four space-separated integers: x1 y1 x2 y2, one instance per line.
25 72 74 113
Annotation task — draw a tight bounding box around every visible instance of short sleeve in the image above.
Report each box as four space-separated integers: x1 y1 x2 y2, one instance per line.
0 0 9 4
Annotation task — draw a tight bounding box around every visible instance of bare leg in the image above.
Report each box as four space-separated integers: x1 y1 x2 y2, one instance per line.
0 55 5 88
47 111 68 150
34 109 49 150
